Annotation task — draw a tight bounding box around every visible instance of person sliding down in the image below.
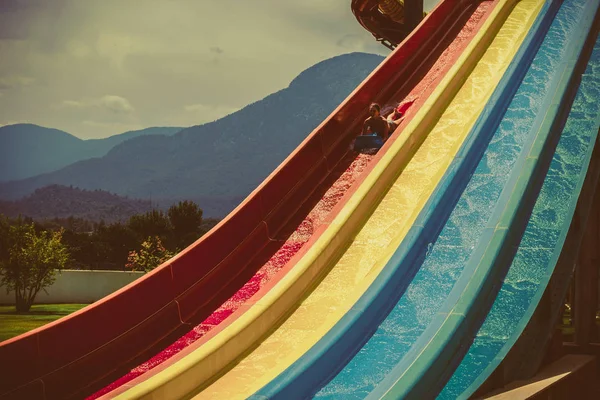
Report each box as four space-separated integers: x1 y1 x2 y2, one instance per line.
386 106 404 133
386 99 415 135
362 103 389 141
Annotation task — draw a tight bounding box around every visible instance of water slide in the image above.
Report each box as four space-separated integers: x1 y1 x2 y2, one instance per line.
108 0 597 398
291 0 599 398
440 5 600 399
101 0 582 398
0 0 488 399
192 0 561 398
253 0 599 399
1 0 598 399
92 1 499 398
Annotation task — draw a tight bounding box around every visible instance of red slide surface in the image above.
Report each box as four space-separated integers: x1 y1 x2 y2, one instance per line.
0 1 476 399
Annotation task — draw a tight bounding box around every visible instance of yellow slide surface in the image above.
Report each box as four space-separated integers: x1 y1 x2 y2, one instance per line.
114 0 543 398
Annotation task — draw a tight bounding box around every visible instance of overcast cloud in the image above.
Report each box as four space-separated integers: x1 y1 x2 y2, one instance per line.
0 0 438 138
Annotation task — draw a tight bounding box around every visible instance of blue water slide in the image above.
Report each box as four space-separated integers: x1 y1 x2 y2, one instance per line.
368 0 600 396
440 19 600 400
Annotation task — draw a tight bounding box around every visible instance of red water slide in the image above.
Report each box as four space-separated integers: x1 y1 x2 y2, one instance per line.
0 1 472 399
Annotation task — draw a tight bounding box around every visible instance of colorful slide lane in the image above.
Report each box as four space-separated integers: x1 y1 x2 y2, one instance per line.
251 0 598 399
107 0 548 398
115 0 599 398
441 8 600 400
0 1 484 399
95 0 487 398
100 1 499 398
256 0 551 397
368 0 600 397
0 0 596 398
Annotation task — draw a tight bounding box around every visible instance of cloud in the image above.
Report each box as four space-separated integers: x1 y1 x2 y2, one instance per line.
100 95 134 114
0 75 35 90
54 95 138 138
59 95 134 114
0 2 28 13
0 4 30 40
0 0 70 42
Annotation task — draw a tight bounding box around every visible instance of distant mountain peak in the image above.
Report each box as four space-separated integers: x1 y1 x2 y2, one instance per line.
0 123 79 139
0 125 183 182
289 52 384 89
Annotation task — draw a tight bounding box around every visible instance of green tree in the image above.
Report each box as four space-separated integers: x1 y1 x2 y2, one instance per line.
0 215 10 264
61 229 99 270
0 222 70 312
94 222 138 269
199 218 220 236
128 210 171 242
168 201 203 249
126 236 175 273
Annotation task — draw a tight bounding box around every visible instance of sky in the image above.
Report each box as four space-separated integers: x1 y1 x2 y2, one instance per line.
0 0 438 139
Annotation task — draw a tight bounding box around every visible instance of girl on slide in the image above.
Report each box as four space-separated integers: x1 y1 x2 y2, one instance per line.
354 100 415 151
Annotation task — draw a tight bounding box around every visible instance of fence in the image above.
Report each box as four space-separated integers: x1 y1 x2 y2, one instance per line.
0 270 144 305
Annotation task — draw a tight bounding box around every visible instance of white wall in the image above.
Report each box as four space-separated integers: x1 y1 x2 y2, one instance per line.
0 270 144 305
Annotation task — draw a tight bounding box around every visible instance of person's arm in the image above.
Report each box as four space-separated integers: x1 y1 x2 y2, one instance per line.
361 118 369 135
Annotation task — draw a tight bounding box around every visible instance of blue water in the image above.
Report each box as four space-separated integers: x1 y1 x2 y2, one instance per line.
314 0 587 398
439 22 600 400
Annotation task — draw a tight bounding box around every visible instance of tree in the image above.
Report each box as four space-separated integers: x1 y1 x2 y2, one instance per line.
199 218 220 236
126 236 175 273
168 201 203 249
60 229 100 270
94 222 138 268
0 222 70 312
0 215 10 265
128 210 171 241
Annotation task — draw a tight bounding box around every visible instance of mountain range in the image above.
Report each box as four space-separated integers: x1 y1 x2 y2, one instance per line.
0 125 183 182
0 185 154 223
0 52 384 217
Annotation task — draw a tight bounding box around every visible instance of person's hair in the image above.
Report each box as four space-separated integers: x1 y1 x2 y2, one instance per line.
370 103 381 112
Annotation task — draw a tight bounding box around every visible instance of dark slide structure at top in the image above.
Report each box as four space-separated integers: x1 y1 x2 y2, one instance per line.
351 0 425 49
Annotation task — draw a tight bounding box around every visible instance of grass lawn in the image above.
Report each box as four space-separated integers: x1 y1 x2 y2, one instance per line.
0 304 88 343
